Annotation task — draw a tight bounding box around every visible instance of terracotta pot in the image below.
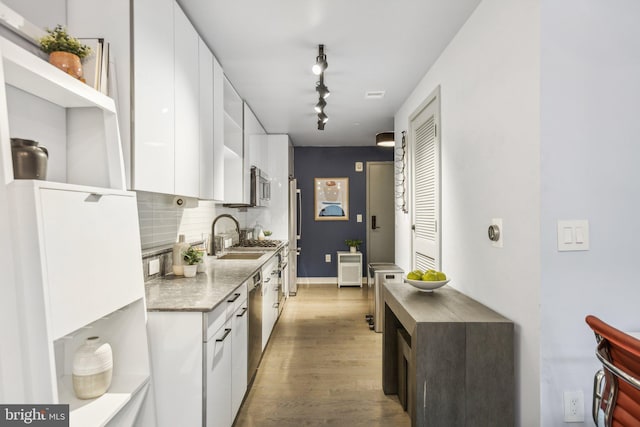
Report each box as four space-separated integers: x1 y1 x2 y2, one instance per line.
48 51 83 80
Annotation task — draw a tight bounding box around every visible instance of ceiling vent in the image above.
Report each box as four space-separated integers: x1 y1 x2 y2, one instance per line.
365 91 385 99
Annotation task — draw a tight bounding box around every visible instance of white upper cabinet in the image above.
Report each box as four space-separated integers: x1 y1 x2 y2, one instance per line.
199 39 214 200
212 56 225 201
223 77 245 204
244 103 267 171
199 39 224 201
132 0 175 194
174 3 200 197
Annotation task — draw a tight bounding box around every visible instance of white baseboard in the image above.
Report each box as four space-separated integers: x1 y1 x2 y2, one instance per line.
296 277 366 285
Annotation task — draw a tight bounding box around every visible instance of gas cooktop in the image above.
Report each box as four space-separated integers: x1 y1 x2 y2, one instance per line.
233 239 280 248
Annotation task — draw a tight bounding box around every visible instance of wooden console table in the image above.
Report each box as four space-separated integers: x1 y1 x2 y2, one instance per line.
382 282 514 426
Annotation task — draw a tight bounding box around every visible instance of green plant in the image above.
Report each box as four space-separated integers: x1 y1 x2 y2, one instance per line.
182 246 203 265
345 239 362 248
263 230 272 237
38 25 92 59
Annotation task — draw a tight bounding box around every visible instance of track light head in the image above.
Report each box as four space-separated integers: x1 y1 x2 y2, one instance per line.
314 97 327 113
317 119 325 130
316 81 330 99
312 45 327 75
318 111 328 124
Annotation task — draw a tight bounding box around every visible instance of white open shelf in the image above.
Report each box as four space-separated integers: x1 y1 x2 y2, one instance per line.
0 37 115 111
0 37 126 190
59 374 150 427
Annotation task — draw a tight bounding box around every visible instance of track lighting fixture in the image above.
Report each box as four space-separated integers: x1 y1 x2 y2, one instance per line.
312 44 327 75
313 44 330 130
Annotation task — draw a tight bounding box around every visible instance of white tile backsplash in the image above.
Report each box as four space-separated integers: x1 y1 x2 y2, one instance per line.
136 192 273 250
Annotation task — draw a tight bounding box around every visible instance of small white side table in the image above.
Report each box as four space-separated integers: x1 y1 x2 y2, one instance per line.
337 251 363 287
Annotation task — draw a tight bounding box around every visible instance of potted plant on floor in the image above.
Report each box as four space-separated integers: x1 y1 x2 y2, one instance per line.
182 246 203 278
345 239 362 253
38 25 92 81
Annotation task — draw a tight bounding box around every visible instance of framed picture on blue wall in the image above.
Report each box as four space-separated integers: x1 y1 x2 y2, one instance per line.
314 177 349 221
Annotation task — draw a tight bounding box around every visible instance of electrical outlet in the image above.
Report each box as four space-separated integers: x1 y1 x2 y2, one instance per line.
149 259 160 275
563 390 584 422
325 254 331 263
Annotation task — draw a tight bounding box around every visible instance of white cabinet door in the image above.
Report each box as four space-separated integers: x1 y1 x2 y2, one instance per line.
212 56 225 201
206 320 232 427
199 38 215 200
39 189 144 339
231 302 248 418
244 102 266 170
261 259 278 350
174 3 200 197
133 0 175 194
223 77 245 204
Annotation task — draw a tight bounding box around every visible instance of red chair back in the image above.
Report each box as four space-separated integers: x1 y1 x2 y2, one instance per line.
586 315 640 427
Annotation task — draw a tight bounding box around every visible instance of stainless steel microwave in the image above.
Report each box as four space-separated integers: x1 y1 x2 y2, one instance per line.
251 166 270 207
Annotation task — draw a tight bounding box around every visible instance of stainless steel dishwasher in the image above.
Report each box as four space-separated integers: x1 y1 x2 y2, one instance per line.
247 270 262 383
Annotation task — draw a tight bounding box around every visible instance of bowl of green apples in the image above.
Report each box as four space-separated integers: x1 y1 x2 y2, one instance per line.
405 269 450 292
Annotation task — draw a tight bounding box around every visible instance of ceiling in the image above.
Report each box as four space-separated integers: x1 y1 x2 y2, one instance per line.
177 0 481 147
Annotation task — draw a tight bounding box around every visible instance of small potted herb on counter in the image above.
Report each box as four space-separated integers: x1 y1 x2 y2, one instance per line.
182 246 203 278
345 239 362 253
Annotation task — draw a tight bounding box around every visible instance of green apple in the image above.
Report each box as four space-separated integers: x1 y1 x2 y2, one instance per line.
422 271 439 281
407 272 421 280
436 271 447 281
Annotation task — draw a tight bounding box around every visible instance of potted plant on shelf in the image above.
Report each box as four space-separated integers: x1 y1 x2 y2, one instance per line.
38 25 92 81
182 246 203 278
345 239 362 253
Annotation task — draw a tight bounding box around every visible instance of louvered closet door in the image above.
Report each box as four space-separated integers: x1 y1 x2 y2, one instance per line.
410 92 440 271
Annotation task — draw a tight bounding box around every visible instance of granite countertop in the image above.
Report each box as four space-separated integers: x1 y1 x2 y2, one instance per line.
145 243 284 312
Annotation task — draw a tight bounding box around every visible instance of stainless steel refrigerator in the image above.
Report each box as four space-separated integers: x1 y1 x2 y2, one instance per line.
288 178 300 295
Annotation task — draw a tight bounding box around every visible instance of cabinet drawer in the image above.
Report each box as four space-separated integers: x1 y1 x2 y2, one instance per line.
39 189 144 339
225 281 247 315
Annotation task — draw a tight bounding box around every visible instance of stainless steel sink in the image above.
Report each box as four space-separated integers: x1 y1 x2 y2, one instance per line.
217 252 265 260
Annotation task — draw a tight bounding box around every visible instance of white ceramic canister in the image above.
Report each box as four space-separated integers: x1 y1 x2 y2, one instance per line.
72 336 113 399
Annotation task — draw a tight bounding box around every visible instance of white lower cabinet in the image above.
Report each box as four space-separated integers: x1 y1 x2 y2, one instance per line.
206 318 232 427
231 304 248 417
262 258 279 350
148 281 248 427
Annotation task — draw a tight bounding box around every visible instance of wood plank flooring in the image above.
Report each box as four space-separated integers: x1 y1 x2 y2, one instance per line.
233 284 410 427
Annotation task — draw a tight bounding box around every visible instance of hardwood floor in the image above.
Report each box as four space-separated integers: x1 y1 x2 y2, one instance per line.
233 284 410 427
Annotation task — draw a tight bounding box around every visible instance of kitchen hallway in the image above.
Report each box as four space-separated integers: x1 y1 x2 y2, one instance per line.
234 284 410 427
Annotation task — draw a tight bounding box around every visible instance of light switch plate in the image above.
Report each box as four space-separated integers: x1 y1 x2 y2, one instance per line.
355 162 363 172
357 214 362 223
557 220 589 251
325 254 331 263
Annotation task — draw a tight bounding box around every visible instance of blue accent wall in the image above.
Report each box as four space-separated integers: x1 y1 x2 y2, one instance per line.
294 146 393 278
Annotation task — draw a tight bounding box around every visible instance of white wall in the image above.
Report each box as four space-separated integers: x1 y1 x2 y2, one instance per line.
394 1 540 425
540 1 640 425
1 0 66 30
